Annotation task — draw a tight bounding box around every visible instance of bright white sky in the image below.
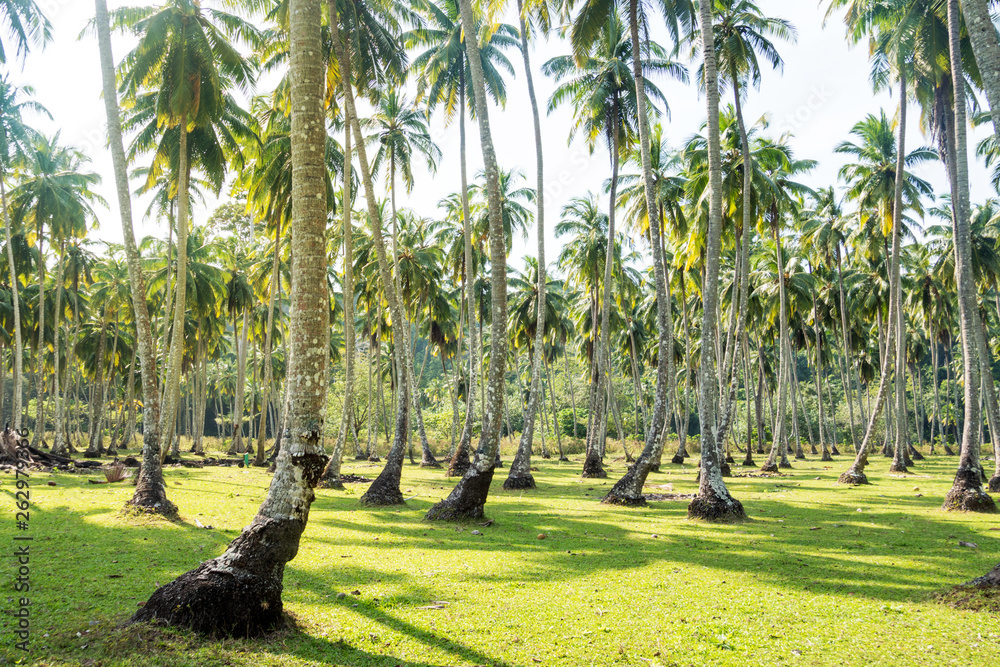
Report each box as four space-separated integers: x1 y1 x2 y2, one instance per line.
7 0 995 270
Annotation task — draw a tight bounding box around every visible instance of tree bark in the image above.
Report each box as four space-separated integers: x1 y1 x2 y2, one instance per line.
0 174 22 430
426 0 509 520
129 0 330 635
943 0 996 511
689 0 745 522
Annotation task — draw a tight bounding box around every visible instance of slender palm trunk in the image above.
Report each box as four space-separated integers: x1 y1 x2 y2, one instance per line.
427 0 510 520
254 220 282 467
943 0 995 511
690 0 745 521
840 75 907 485
0 174 22 429
603 0 677 504
229 310 250 453
130 0 330 630
51 244 66 453
583 107 619 480
448 72 479 478
329 1 410 505
158 109 189 460
505 0 546 491
762 224 792 472
31 220 44 447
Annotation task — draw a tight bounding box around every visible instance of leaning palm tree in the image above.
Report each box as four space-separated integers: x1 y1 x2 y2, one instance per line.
94 0 173 513
544 7 682 478
424 0 513 521
406 0 517 474
366 88 442 467
128 0 331 634
113 0 260 458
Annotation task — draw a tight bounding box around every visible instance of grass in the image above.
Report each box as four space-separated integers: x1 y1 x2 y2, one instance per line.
2 441 1000 666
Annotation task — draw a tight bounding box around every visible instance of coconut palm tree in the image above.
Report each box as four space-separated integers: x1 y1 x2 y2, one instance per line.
544 7 682 478
129 0 331 634
688 0 746 522
113 0 260 458
0 76 46 432
406 0 517 474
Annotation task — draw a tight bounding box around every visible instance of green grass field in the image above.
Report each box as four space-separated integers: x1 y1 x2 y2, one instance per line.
3 445 999 666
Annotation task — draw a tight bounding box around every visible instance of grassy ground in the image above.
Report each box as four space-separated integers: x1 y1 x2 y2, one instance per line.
2 443 999 666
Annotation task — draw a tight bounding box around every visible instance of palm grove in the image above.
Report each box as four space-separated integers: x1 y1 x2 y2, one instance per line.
0 0 999 635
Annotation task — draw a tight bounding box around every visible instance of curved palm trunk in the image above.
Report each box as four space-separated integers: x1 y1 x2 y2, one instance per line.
762 225 792 472
840 74 907 485
448 73 478 477
962 0 1000 147
943 0 995 512
1 175 22 430
85 306 111 455
129 0 330 633
690 0 745 522
328 0 409 506
31 220 44 447
229 309 250 454
254 219 282 467
603 0 677 503
51 244 66 454
582 105 620 480
321 126 355 486
426 0 509 521
157 108 189 461
505 0 546 491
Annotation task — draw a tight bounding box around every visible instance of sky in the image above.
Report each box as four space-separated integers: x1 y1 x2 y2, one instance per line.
6 0 996 270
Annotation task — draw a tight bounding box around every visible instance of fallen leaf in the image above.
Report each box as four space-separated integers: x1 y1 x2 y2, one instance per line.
959 541 979 548
809 527 821 531
479 519 494 527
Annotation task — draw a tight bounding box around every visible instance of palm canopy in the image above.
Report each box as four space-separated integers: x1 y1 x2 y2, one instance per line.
365 89 441 193
0 0 50 65
113 0 262 131
835 109 936 234
543 7 686 156
405 0 519 120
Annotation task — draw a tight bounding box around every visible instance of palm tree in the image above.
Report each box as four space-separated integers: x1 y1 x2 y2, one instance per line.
114 0 260 457
406 0 517 474
94 0 172 512
941 0 995 512
0 0 49 65
833 110 935 482
544 7 682 478
366 88 442 467
961 0 1000 147
8 134 102 449
689 0 746 522
130 0 331 634
0 77 45 432
425 0 513 521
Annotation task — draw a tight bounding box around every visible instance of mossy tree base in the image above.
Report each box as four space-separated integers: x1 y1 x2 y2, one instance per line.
687 491 747 523
838 469 869 485
502 474 536 490
426 467 495 521
942 468 998 513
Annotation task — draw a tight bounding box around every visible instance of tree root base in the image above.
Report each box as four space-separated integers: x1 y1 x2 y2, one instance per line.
988 475 1000 493
838 470 869 485
942 488 998 513
502 474 536 491
601 493 648 507
759 463 779 473
888 463 909 474
687 494 747 523
821 453 833 462
670 454 685 465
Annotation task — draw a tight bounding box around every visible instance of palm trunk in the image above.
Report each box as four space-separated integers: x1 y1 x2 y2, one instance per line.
690 0 745 521
51 244 67 453
130 0 330 631
582 104 619 480
31 219 44 447
0 174 22 430
941 0 994 510
762 224 792 472
840 73 907 485
427 0 510 520
448 69 478 478
254 220 282 467
229 309 250 454
329 0 410 505
157 104 190 460
603 0 678 503
504 0 546 491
